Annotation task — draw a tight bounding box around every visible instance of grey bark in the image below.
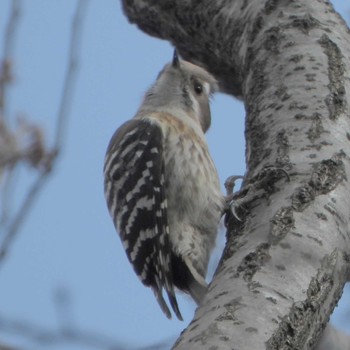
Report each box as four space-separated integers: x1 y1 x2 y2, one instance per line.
121 1 350 349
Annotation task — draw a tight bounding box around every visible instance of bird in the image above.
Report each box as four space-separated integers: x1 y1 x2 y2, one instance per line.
103 50 224 320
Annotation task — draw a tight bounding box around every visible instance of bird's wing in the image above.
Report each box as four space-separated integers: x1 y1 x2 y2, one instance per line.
104 118 182 320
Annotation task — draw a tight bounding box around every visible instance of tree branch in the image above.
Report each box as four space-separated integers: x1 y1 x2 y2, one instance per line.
0 313 133 350
0 0 22 225
0 0 90 266
53 0 89 153
122 1 350 349
0 0 21 117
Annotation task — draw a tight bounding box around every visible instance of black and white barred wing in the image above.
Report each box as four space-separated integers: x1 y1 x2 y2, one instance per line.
103 118 182 320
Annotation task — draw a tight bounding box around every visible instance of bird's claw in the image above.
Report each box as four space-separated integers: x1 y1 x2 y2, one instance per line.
224 175 244 221
225 175 244 195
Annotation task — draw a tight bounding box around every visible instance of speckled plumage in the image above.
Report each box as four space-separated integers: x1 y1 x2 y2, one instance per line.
146 112 223 278
104 52 224 320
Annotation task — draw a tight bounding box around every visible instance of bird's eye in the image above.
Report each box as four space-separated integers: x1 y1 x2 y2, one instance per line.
193 81 203 95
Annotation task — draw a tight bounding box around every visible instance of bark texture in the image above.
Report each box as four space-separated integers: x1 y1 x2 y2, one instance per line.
122 1 350 349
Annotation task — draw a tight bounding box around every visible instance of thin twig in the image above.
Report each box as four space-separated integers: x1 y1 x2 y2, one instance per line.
0 0 90 266
53 286 76 334
0 165 17 225
54 0 90 152
0 313 128 350
0 171 48 261
0 314 173 350
0 0 22 226
0 0 21 117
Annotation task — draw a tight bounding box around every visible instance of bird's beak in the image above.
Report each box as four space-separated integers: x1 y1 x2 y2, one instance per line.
172 49 179 68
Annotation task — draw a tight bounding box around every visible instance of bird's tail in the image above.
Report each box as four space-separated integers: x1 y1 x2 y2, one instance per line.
183 256 208 305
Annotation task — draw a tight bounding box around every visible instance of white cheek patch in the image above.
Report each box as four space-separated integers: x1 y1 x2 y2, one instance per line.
203 82 211 95
189 81 211 119
190 94 200 117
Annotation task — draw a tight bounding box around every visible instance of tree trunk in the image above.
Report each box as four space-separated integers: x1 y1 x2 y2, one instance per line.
121 1 350 349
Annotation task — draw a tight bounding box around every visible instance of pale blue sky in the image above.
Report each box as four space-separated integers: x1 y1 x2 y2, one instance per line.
0 1 348 349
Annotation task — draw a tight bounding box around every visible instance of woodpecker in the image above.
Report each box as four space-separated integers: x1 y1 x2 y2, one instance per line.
104 51 224 320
